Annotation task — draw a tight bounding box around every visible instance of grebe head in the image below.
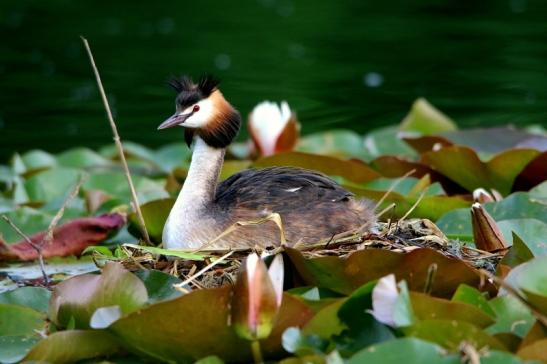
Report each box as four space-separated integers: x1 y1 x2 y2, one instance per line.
158 74 241 148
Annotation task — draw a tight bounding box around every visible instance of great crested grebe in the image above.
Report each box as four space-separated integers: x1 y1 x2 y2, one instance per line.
158 75 376 250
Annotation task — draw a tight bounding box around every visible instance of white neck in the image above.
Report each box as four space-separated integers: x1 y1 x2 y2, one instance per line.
162 137 225 249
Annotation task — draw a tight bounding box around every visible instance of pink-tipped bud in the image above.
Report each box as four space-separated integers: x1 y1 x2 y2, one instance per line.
248 101 300 156
231 253 284 341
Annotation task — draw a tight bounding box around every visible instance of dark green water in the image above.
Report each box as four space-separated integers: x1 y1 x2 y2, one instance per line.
1 0 546 160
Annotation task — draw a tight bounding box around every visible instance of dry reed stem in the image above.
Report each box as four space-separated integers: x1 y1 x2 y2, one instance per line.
191 212 286 253
1 176 85 286
480 269 547 327
374 168 416 210
398 189 427 224
1 215 49 285
80 36 151 245
43 175 85 246
173 250 235 292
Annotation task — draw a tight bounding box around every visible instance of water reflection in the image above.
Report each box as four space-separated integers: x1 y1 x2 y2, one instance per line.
0 0 545 159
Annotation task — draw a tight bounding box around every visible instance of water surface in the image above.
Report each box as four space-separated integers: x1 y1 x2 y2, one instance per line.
0 0 546 159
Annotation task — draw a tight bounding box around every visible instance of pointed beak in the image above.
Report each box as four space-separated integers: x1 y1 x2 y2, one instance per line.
157 112 192 130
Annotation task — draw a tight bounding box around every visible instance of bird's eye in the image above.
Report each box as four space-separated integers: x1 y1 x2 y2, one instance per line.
193 104 200 112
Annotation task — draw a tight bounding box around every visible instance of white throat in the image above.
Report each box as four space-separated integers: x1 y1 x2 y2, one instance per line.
162 137 225 249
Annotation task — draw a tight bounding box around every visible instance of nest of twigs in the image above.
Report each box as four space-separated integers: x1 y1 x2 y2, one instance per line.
119 218 503 290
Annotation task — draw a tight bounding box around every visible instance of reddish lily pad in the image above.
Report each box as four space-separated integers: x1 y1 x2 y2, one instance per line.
21 330 121 364
285 248 496 298
0 213 125 261
110 287 314 363
49 262 148 329
421 146 540 195
253 152 380 183
513 151 547 192
370 155 466 195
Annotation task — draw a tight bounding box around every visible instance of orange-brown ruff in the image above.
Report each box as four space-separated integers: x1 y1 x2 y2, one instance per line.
159 75 376 250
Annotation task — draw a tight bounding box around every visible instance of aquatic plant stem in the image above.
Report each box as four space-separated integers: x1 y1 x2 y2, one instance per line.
80 36 151 245
251 340 263 364
1 176 84 286
1 215 49 285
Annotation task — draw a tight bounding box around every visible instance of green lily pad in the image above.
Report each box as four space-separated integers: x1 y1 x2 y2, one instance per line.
501 232 535 267
99 141 157 164
363 126 417 160
0 335 40 364
399 98 457 135
24 167 82 202
83 171 168 205
498 219 547 257
56 147 113 169
506 256 547 315
128 198 174 242
302 299 346 339
485 295 535 338
20 150 57 174
0 286 51 313
134 269 184 304
153 143 191 172
451 284 496 317
334 281 395 355
21 330 121 364
443 127 547 154
0 303 45 336
347 337 459 364
421 146 539 195
404 319 506 351
528 180 547 202
0 206 54 244
410 292 494 328
253 152 380 184
436 191 547 242
49 262 148 329
296 130 369 159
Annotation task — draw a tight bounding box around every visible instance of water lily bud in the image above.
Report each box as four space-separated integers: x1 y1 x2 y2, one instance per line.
369 274 398 326
231 253 283 341
248 101 300 156
471 203 507 252
472 188 495 204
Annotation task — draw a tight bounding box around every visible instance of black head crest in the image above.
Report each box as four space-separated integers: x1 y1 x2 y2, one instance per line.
197 74 220 97
168 76 194 93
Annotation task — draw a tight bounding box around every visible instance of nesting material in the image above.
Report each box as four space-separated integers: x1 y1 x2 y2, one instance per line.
119 218 503 290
